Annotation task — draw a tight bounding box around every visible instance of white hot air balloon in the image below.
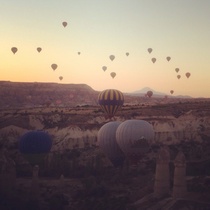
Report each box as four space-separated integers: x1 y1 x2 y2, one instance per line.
116 119 154 165
97 121 125 167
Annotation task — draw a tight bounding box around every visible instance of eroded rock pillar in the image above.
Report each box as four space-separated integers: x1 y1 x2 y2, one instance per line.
154 147 170 197
172 151 187 198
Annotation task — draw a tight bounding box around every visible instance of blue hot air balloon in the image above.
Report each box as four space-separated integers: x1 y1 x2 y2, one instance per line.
19 130 52 165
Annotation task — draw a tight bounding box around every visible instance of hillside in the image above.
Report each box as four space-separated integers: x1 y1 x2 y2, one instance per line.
0 81 99 108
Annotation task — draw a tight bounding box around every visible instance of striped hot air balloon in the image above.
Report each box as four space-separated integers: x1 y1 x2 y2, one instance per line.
98 89 124 118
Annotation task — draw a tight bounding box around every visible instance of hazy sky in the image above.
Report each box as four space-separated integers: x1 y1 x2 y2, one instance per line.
1 0 210 97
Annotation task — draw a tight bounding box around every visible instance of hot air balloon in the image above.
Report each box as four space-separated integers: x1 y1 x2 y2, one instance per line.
175 68 179 73
109 55 115 61
97 121 125 167
151 58 156 63
185 72 191 78
110 72 116 79
126 52 129 56
166 56 171 61
37 47 42 53
59 76 63 81
170 90 174 94
51 64 57 71
177 75 181 79
116 120 154 165
62 21 67 27
11 47 18 54
78 52 81 55
19 130 52 166
98 89 124 118
102 66 107 71
147 48 152 53
147 90 153 98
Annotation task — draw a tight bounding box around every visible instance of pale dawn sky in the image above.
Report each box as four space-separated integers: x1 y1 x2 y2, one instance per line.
0 0 210 97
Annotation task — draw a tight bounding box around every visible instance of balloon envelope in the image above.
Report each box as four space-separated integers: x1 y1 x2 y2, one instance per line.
186 72 191 78
126 52 129 56
147 48 152 53
59 76 63 81
151 58 156 63
170 90 174 94
166 56 171 61
109 55 115 61
98 89 124 118
62 21 67 27
110 72 116 78
11 47 18 54
51 64 57 70
19 130 52 165
177 75 181 79
97 121 125 167
175 68 179 73
102 66 107 71
147 90 153 98
116 120 154 164
37 47 42 53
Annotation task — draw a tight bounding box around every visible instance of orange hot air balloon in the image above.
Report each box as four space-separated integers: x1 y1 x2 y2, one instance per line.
109 55 115 61
37 47 42 53
175 68 179 73
185 72 191 78
147 48 152 53
110 72 116 79
98 89 124 118
151 58 156 63
170 90 174 94
11 47 18 54
51 64 57 71
177 75 181 79
62 21 67 27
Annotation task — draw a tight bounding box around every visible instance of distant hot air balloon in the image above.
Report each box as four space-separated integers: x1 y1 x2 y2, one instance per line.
59 76 63 81
170 90 174 94
37 47 42 53
166 56 171 62
98 89 124 118
147 48 152 53
19 130 52 166
51 64 57 71
116 120 155 165
11 47 18 54
110 72 116 79
97 121 125 167
175 68 179 73
62 21 67 27
126 52 129 56
147 90 153 98
185 72 191 78
151 58 156 63
102 66 107 71
109 55 115 61
177 75 181 79
78 52 81 55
